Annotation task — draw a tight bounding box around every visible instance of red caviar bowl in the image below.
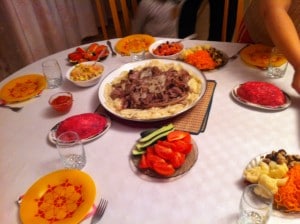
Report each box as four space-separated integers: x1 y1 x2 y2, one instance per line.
49 92 73 113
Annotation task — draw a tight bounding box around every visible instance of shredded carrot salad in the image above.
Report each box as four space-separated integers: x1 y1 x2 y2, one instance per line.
274 164 300 212
185 50 217 70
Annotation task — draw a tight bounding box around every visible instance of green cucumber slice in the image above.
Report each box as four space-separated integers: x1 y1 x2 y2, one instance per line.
138 123 174 143
135 129 174 150
140 128 157 138
132 149 146 155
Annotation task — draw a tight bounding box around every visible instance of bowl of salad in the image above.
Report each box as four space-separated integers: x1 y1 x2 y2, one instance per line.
149 40 184 60
66 61 104 87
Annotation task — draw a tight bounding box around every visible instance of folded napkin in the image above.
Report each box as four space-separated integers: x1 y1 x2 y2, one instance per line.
95 80 216 134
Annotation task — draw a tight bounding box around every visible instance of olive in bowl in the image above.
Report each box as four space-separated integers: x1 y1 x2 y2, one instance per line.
149 40 184 60
49 92 73 113
66 61 104 87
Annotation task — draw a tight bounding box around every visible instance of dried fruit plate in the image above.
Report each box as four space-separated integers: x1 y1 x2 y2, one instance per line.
244 152 300 218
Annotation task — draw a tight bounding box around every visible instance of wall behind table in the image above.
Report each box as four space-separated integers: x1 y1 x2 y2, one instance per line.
0 0 99 82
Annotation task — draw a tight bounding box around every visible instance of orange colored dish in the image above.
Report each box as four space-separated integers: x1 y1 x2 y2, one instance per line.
20 169 96 224
240 44 287 68
0 74 46 103
115 34 155 55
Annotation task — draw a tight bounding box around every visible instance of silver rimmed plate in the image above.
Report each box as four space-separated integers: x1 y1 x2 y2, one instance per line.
98 59 207 122
48 113 111 144
231 85 291 111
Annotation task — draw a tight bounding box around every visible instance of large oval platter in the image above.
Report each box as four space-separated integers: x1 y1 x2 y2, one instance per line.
231 84 291 111
20 169 96 224
98 59 207 122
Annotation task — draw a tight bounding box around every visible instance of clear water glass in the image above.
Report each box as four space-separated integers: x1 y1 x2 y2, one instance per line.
238 184 273 224
56 131 86 169
267 47 288 78
42 59 63 88
131 50 145 61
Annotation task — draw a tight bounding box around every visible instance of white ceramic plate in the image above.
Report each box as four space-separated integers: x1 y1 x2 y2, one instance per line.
98 59 207 122
48 113 111 144
231 84 291 111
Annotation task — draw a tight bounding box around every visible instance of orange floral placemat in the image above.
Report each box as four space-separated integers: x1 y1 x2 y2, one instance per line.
95 80 216 134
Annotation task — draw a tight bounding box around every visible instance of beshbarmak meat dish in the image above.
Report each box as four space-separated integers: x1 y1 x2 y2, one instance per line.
104 61 202 120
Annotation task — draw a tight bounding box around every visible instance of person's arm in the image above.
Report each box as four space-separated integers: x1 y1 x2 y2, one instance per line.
260 0 300 93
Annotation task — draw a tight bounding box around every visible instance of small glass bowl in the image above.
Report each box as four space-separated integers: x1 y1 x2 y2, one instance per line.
49 92 73 113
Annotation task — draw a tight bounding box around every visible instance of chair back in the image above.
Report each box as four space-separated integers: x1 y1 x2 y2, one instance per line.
221 0 252 42
95 0 137 39
109 0 138 38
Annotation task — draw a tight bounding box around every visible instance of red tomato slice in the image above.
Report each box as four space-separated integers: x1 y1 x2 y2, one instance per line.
154 143 174 161
68 52 83 62
83 52 94 60
146 146 155 156
182 134 191 144
78 58 88 63
173 139 192 154
157 140 176 149
146 153 165 168
167 130 190 142
76 47 85 54
152 161 175 176
138 154 149 169
170 151 186 168
87 43 100 53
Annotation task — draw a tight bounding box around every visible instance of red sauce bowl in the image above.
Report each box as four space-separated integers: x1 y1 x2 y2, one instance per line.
49 92 73 113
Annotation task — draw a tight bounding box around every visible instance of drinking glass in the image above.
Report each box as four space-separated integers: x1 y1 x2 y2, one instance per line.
130 50 145 61
42 59 63 88
267 47 288 78
56 131 86 169
238 184 273 224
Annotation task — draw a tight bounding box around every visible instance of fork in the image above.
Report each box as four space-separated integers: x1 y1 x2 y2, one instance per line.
0 105 23 112
229 44 250 60
106 40 117 56
91 198 108 224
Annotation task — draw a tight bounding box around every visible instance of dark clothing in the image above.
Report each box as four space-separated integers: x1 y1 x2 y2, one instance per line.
178 0 203 38
178 0 238 41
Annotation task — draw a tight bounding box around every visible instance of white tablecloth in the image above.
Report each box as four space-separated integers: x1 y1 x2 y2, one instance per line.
1 39 299 224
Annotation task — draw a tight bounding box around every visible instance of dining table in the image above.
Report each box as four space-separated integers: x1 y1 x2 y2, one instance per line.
1 37 300 224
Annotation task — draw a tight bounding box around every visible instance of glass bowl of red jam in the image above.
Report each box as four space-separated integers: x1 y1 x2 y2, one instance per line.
49 92 73 113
